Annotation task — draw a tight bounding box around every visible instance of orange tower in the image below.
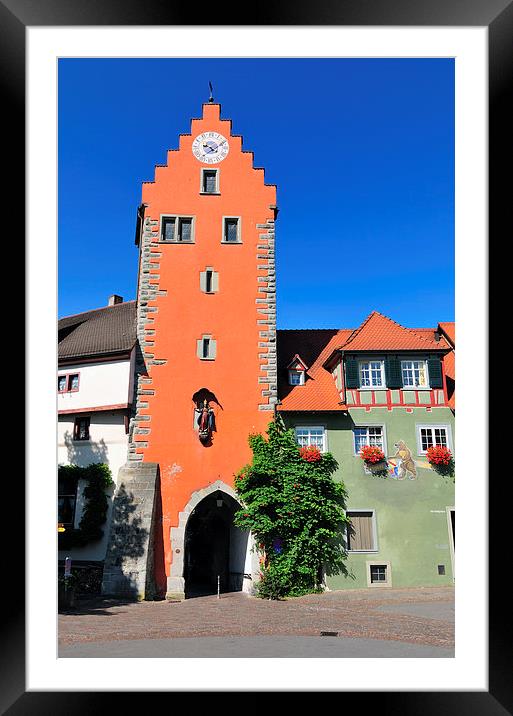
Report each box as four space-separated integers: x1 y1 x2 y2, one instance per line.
130 101 277 599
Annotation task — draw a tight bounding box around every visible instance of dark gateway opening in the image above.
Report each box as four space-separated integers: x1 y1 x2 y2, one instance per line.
184 490 249 599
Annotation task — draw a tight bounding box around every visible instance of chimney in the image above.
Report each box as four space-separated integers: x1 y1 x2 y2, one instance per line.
108 294 123 306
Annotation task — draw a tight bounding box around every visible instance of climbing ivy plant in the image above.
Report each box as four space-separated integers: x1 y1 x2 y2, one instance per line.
233 418 349 599
58 463 114 549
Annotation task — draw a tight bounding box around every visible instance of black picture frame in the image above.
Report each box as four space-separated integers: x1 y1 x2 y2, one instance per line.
7 0 507 710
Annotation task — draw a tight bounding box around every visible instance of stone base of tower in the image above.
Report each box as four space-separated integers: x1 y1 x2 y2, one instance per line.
166 576 185 601
101 462 160 601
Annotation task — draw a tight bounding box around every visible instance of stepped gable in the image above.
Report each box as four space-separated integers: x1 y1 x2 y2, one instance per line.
277 329 352 411
58 301 137 360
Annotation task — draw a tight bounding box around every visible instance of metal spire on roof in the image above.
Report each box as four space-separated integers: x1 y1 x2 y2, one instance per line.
208 81 214 103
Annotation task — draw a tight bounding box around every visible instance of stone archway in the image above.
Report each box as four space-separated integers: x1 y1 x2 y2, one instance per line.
166 480 259 600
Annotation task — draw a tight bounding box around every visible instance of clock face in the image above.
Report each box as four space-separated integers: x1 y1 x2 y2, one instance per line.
192 132 229 164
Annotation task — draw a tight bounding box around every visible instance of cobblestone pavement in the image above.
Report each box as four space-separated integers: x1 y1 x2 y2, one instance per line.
59 586 454 652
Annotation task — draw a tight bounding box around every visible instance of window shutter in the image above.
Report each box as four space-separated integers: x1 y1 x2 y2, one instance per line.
386 356 403 388
427 357 443 388
345 356 359 388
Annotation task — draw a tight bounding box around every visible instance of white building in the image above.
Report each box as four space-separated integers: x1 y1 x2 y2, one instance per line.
58 296 137 564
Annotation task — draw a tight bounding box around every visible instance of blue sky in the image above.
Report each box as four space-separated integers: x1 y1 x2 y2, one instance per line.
58 58 454 328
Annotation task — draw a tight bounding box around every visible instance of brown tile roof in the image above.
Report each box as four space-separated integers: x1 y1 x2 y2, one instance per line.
339 311 447 352
58 301 137 361
277 329 352 412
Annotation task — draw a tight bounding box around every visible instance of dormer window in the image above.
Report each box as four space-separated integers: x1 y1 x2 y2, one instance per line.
289 370 305 386
401 360 429 388
286 354 308 386
359 360 385 389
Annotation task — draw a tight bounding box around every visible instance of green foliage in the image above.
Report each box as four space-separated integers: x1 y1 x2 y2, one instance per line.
58 463 114 549
234 419 349 599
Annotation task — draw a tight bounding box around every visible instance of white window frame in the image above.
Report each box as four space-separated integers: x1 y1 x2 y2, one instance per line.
160 214 196 243
366 560 392 588
200 167 220 195
353 424 387 457
401 359 430 388
288 369 305 386
345 509 378 553
294 425 327 453
358 359 386 389
416 424 453 455
197 334 217 361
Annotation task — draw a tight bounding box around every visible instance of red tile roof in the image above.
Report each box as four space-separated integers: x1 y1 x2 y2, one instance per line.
439 323 455 409
339 311 447 352
438 321 455 346
277 330 352 412
278 313 455 412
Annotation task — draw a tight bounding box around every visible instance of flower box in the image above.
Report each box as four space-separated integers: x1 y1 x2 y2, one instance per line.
360 445 388 477
369 459 388 475
426 445 455 478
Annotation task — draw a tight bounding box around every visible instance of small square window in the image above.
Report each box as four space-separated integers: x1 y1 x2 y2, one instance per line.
200 267 219 294
73 416 90 441
58 375 67 392
162 216 176 241
367 560 392 587
370 564 387 583
223 218 240 243
197 335 217 360
202 169 218 193
177 218 192 242
288 370 304 386
69 374 79 391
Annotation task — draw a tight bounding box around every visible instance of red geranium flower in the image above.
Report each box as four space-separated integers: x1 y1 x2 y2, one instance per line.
359 445 386 464
426 445 453 466
299 445 322 462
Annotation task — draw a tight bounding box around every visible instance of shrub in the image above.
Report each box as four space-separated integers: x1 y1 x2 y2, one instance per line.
234 418 349 599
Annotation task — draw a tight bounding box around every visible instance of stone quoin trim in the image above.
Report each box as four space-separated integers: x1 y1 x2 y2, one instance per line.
127 215 167 462
255 216 277 411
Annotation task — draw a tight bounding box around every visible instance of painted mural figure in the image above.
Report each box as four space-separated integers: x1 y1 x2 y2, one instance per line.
390 440 417 480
